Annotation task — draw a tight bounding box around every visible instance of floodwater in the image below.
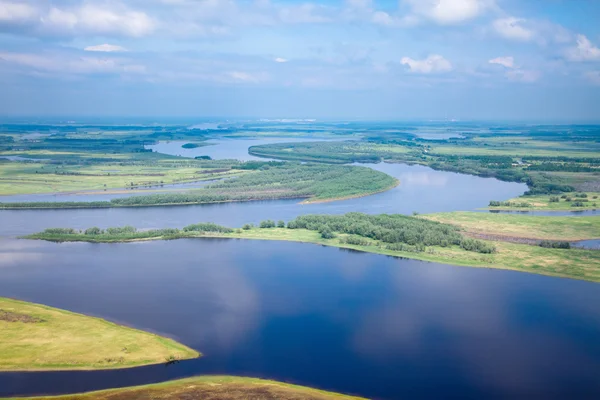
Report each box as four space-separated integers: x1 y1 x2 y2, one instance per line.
0 163 526 237
0 239 598 399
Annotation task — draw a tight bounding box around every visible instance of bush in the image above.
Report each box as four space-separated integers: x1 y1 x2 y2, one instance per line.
84 227 102 235
571 201 585 207
242 224 252 230
259 220 276 228
549 196 560 203
574 193 588 198
43 228 77 235
183 223 233 233
319 227 336 239
340 235 372 246
460 238 496 254
277 220 285 228
106 226 137 235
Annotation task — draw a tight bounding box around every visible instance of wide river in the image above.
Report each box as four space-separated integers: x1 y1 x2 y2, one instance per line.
0 239 598 398
0 137 598 399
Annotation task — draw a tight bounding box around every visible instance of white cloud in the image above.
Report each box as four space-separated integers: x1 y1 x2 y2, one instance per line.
227 71 267 83
566 35 600 62
0 2 156 38
401 54 452 74
492 17 534 41
0 51 145 76
489 56 514 68
0 1 38 22
584 71 600 85
274 57 288 63
404 0 492 25
84 44 127 53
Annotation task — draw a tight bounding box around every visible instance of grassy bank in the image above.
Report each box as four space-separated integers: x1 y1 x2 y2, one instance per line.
0 297 199 371
423 212 600 241
9 376 366 400
488 192 600 211
0 164 397 209
24 214 600 282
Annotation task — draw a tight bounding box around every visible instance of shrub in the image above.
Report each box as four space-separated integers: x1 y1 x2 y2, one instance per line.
277 220 285 228
549 196 560 203
183 223 233 233
242 224 252 230
43 228 77 235
259 220 276 228
319 227 336 239
84 227 102 235
571 201 585 207
106 226 137 235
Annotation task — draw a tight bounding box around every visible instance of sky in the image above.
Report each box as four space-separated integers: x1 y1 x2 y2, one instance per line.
0 0 599 120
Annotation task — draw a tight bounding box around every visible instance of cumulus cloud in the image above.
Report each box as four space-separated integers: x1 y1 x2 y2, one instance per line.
84 44 127 53
274 57 288 63
489 56 514 68
492 17 534 41
401 54 452 74
404 0 492 25
566 35 600 62
0 2 155 38
0 1 38 23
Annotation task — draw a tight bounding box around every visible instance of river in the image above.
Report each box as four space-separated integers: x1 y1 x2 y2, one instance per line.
0 238 598 399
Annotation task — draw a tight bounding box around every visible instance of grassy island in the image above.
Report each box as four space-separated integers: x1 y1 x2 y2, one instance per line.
0 164 398 209
12 376 365 400
0 297 199 371
24 213 600 282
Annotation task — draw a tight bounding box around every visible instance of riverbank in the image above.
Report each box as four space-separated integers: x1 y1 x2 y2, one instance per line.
487 192 600 211
24 214 600 282
9 376 366 400
0 297 199 371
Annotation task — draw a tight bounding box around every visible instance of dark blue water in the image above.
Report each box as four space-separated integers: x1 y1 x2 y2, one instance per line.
573 239 600 250
0 238 598 398
0 163 526 237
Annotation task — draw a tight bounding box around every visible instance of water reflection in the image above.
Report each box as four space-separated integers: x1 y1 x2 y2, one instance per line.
0 238 598 398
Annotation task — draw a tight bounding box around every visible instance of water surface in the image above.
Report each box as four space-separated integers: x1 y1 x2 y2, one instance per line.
0 238 598 399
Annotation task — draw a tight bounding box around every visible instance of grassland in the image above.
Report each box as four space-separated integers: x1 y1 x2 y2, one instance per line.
25 214 600 282
0 164 398 208
0 297 199 371
11 376 366 400
423 212 600 241
0 160 245 196
487 192 600 211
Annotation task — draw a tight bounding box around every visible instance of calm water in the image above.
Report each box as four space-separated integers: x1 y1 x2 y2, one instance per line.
145 137 349 161
0 238 598 399
0 163 526 237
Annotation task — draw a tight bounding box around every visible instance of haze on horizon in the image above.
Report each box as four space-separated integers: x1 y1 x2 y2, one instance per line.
0 0 599 121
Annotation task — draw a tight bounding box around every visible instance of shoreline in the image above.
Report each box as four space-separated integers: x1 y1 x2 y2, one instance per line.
23 225 600 283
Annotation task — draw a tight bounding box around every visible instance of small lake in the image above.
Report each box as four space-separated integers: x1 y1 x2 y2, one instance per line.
145 137 349 161
0 163 526 237
0 238 598 399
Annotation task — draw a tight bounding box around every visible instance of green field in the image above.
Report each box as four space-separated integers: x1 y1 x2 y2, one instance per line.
0 297 199 371
12 376 365 400
0 160 245 196
423 212 600 241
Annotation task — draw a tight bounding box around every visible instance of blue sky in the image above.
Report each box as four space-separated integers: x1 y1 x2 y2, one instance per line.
0 0 599 120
